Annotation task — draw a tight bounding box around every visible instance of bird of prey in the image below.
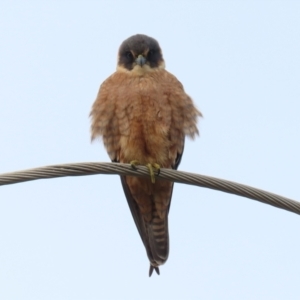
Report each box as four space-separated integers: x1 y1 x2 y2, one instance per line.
90 34 201 276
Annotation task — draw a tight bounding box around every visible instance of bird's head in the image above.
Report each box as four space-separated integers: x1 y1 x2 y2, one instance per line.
117 34 165 75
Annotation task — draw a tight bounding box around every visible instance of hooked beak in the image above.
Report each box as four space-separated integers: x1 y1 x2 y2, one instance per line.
136 54 146 66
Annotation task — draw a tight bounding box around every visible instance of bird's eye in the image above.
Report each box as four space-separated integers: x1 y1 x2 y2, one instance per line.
148 50 155 56
125 51 133 59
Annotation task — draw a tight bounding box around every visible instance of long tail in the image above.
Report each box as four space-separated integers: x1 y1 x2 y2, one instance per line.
146 209 169 276
120 176 170 276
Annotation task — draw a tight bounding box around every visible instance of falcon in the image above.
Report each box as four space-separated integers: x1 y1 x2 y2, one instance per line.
90 34 201 276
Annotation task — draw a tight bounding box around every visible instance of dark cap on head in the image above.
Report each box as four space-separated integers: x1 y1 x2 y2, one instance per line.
118 34 164 71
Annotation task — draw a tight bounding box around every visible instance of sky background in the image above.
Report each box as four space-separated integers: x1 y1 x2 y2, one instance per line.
0 1 300 299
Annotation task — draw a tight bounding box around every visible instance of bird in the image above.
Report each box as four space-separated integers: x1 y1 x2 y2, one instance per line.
90 34 201 276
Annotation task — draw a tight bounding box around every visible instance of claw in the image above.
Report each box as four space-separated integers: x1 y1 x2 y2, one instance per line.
130 160 140 170
149 265 160 277
130 161 160 183
146 163 155 183
146 163 160 183
152 163 160 176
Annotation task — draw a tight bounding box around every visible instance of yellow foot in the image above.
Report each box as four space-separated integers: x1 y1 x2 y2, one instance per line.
130 160 140 170
129 161 160 184
146 163 160 184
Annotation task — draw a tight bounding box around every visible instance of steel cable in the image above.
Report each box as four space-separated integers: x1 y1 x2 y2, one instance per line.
0 162 299 215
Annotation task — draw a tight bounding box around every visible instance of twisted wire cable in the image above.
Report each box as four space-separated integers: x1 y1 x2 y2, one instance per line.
0 162 299 216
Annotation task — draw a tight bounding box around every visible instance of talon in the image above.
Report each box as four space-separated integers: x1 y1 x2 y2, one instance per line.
153 163 160 176
130 160 140 170
146 163 155 183
130 161 160 183
146 163 161 184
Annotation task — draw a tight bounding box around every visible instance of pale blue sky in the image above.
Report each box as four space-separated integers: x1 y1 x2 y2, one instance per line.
0 1 300 299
